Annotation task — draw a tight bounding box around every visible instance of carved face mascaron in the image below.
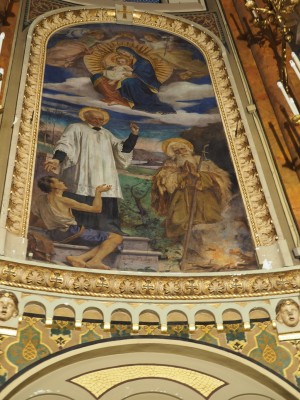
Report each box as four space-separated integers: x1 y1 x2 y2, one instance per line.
276 300 300 328
0 295 18 321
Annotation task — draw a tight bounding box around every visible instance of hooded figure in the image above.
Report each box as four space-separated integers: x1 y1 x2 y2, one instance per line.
115 46 175 114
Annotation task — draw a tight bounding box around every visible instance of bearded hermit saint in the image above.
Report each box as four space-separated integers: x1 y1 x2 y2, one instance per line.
151 138 231 239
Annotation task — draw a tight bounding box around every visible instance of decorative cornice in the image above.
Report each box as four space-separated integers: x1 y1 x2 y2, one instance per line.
0 260 299 300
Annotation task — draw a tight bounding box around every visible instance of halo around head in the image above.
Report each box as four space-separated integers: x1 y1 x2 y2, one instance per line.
79 107 110 125
162 138 194 155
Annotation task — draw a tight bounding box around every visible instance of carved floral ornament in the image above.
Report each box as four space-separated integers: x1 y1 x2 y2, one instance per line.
1 8 282 299
1 260 300 299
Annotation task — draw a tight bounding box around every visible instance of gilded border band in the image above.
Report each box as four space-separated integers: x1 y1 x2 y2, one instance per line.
1 260 299 299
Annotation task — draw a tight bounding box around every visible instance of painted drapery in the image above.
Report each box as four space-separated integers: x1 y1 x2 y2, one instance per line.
29 23 257 272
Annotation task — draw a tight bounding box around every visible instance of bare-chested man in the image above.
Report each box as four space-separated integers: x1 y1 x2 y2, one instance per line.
44 107 139 235
32 176 123 269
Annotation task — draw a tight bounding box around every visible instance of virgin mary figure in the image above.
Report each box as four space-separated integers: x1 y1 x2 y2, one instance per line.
84 42 176 114
115 46 176 114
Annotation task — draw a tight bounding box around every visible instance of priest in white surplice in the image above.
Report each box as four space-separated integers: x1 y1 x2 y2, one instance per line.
44 107 139 233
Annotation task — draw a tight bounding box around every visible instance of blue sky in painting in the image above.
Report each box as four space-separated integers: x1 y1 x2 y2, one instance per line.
34 24 257 272
40 23 222 145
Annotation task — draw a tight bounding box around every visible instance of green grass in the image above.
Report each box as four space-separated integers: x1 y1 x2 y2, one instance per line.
119 174 173 256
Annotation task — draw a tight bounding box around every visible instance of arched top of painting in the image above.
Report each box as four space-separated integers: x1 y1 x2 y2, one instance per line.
45 23 208 75
30 17 258 275
43 21 212 113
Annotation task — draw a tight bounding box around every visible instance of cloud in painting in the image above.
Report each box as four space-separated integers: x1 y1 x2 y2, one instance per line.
44 77 99 99
159 81 216 107
135 137 164 153
43 77 220 127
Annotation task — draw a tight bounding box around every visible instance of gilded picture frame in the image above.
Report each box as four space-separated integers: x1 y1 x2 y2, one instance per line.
0 6 288 300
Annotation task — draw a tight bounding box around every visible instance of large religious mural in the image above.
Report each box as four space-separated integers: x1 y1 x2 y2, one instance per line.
28 23 257 273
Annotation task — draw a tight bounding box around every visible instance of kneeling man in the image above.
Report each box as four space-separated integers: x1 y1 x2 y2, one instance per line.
31 176 123 269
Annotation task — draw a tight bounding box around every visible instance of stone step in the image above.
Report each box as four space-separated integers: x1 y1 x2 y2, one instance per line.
120 249 162 256
53 236 152 251
121 236 151 251
116 248 163 272
52 239 162 271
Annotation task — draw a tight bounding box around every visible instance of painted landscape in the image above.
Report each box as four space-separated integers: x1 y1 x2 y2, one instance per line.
28 23 257 273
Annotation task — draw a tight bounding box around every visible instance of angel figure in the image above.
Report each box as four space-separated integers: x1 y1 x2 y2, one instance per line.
140 33 208 80
84 42 176 113
151 138 232 239
46 30 138 69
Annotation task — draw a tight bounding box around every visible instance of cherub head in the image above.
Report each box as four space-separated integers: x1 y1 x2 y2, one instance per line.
0 291 19 321
276 299 300 327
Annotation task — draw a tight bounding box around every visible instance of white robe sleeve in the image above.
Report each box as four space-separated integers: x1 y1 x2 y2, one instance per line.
54 123 82 168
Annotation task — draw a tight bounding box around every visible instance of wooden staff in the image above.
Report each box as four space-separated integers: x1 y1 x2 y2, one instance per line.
180 144 209 270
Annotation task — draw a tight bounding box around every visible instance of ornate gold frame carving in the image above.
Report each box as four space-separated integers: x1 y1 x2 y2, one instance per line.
1 7 284 299
1 259 299 299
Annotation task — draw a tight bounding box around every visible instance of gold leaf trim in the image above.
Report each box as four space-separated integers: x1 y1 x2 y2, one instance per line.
0 260 299 300
70 364 226 399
